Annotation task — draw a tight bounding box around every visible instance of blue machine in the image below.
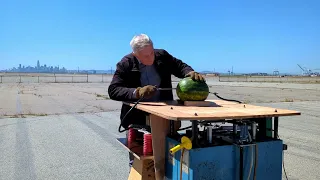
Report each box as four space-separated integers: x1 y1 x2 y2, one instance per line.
164 117 285 180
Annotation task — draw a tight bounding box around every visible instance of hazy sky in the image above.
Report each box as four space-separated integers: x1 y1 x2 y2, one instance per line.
1 0 319 74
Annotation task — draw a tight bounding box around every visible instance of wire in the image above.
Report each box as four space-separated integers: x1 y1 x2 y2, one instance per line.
118 96 144 133
247 143 254 180
283 157 288 180
209 92 243 104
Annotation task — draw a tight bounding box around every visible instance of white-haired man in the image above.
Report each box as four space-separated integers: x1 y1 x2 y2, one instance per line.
108 34 204 179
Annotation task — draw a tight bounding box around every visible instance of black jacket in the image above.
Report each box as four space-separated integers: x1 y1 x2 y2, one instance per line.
108 49 194 128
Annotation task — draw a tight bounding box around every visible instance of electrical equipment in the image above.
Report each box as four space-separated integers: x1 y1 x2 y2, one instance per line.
165 117 285 180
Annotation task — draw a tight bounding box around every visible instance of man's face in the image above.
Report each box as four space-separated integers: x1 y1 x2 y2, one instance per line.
133 45 155 66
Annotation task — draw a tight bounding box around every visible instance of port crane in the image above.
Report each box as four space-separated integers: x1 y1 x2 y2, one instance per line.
297 64 320 76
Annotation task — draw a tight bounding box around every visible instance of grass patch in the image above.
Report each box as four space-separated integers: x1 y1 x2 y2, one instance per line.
281 98 294 102
93 105 104 111
33 93 42 98
8 114 26 118
95 93 109 99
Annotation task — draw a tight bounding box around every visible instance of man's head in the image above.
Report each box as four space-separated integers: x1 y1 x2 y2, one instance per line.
130 34 155 66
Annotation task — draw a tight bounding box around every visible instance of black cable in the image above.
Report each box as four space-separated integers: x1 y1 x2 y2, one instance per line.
118 96 144 133
209 92 243 104
283 158 288 180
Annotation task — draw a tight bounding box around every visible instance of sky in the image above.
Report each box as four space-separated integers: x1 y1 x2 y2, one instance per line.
1 0 320 74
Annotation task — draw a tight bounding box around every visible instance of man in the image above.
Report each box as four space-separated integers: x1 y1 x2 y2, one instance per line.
108 34 205 179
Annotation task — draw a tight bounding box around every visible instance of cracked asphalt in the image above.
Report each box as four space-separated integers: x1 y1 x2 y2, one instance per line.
0 112 129 180
0 76 319 180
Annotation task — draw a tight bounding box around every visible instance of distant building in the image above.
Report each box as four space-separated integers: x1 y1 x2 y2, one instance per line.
5 60 68 73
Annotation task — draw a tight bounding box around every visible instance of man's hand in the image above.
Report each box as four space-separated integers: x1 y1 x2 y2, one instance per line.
136 85 157 99
185 71 205 82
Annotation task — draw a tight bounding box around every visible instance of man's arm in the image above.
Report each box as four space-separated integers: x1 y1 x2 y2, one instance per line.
162 50 194 78
108 62 138 101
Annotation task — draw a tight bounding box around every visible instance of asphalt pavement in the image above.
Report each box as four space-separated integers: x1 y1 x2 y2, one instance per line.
0 101 319 180
0 112 130 180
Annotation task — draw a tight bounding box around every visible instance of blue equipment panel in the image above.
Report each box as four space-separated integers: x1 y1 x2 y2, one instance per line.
165 137 283 180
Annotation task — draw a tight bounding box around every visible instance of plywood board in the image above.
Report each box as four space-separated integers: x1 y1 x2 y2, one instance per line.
123 99 301 121
116 138 154 160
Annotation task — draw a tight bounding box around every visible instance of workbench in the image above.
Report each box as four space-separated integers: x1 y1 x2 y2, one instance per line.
116 99 301 180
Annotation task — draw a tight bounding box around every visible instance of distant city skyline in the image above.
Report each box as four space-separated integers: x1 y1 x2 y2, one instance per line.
2 58 318 76
0 60 115 74
3 60 68 73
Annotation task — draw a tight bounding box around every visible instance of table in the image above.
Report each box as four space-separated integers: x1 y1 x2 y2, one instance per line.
116 99 301 180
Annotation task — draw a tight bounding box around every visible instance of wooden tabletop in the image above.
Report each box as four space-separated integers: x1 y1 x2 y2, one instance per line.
123 99 301 121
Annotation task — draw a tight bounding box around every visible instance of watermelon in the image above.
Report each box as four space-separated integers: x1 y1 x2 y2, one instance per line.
176 77 209 101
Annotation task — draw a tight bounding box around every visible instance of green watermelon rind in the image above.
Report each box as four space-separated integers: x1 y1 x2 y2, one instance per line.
176 77 209 101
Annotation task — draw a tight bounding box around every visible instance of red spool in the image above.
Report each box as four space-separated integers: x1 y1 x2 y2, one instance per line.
143 133 153 155
128 128 136 148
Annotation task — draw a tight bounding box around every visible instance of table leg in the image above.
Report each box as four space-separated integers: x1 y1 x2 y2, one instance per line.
150 114 180 180
274 117 279 139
